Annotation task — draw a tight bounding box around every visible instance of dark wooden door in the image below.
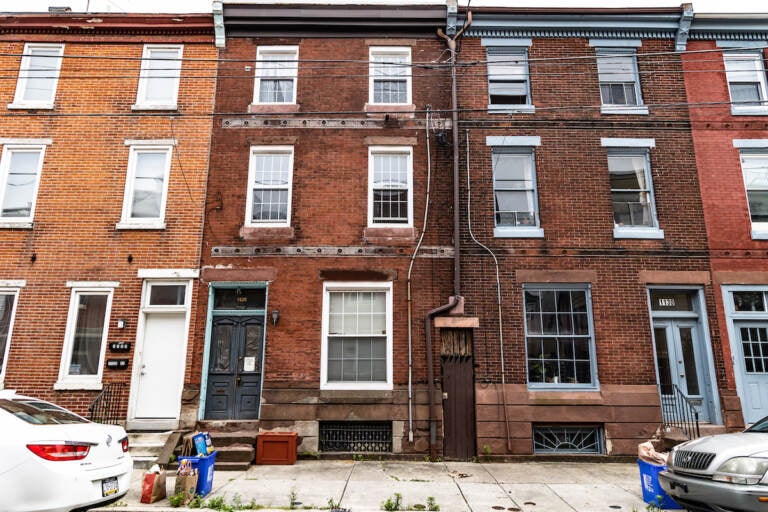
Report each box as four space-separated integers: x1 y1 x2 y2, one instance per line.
204 316 264 419
441 355 476 459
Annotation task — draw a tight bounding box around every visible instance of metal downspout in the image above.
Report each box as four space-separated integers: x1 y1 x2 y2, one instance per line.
425 297 458 460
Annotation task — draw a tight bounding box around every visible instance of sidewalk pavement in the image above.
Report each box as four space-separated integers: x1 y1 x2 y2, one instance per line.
93 459 668 512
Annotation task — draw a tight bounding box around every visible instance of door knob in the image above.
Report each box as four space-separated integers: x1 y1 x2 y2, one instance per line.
442 392 448 399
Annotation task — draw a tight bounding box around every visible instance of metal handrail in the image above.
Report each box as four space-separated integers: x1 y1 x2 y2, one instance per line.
88 382 126 425
660 384 700 440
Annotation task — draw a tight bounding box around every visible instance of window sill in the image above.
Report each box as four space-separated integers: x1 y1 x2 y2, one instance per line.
488 104 535 114
7 102 54 110
494 226 544 238
0 221 33 229
248 103 300 114
363 226 415 246
601 105 648 115
614 227 664 239
54 380 103 391
751 229 768 240
527 385 599 393
364 103 415 118
239 225 295 241
731 106 768 116
116 221 166 230
131 104 178 111
320 382 393 391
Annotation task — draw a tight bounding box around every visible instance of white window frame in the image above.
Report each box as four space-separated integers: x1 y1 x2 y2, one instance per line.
523 283 598 390
117 143 173 230
486 46 534 113
9 43 64 110
133 44 183 110
0 143 47 227
487 136 543 238
253 45 299 105
595 48 648 115
737 148 768 239
55 283 117 390
144 281 189 312
320 281 393 391
724 51 768 116
0 285 22 387
601 138 663 239
369 47 412 106
245 145 294 228
368 146 413 228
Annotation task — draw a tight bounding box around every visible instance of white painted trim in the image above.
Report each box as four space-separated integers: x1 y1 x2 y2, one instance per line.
0 222 32 229
115 221 166 230
481 37 532 47
11 43 64 109
601 137 655 148
124 139 177 146
66 281 120 288
717 40 767 48
368 46 412 106
368 146 413 228
120 144 173 227
138 268 199 279
614 227 665 239
0 288 21 385
601 106 649 115
253 45 299 105
56 287 114 390
589 38 642 47
0 138 52 145
488 105 536 114
320 281 393 391
751 228 768 240
494 227 544 238
0 280 25 287
245 145 294 228
732 106 768 116
734 139 768 148
486 136 541 146
134 44 183 109
0 144 47 224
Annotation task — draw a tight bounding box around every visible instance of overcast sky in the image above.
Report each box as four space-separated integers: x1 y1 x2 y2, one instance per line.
4 0 766 14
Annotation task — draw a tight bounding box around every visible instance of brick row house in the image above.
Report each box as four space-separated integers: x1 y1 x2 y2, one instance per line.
0 13 217 430
3 3 768 461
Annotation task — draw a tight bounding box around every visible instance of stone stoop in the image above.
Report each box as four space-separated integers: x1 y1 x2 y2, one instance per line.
170 429 258 471
660 422 729 451
128 431 178 469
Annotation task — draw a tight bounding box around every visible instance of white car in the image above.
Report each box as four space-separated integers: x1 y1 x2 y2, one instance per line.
659 415 768 512
0 390 133 512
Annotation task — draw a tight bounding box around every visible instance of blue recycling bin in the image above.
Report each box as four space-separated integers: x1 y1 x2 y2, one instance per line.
178 450 217 497
638 459 682 510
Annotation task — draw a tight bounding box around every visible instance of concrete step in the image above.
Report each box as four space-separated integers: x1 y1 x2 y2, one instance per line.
128 430 175 468
216 444 255 463
209 431 258 447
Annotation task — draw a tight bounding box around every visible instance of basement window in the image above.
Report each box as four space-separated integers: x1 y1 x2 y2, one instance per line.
319 421 392 453
533 425 605 454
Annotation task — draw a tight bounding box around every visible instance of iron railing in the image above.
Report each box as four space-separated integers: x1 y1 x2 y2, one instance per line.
660 384 700 440
88 382 126 425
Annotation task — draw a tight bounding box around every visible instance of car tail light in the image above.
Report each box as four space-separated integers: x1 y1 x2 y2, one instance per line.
26 443 93 461
120 436 129 453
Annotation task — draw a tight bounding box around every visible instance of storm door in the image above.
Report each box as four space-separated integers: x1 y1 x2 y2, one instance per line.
204 316 264 419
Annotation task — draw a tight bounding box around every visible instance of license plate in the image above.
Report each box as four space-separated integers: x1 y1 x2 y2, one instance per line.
102 476 119 497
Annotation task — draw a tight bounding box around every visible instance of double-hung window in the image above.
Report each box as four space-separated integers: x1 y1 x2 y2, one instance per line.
369 47 411 105
596 48 644 113
321 282 392 390
55 282 116 390
0 285 21 385
368 146 413 227
254 46 298 104
134 45 183 109
487 136 543 237
10 43 64 109
724 51 768 115
738 150 768 237
246 146 293 227
602 138 663 239
524 285 597 389
118 143 173 229
487 47 532 111
0 142 48 226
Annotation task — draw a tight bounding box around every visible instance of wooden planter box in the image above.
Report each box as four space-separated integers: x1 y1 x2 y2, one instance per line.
256 431 298 465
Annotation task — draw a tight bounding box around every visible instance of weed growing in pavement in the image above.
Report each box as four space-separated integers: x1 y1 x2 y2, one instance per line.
288 487 299 509
381 492 403 511
206 495 234 511
427 496 440 511
188 494 205 508
352 453 365 461
412 504 426 510
168 492 185 508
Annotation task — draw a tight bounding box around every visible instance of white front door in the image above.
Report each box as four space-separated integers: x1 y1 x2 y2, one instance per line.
732 321 768 423
133 312 186 419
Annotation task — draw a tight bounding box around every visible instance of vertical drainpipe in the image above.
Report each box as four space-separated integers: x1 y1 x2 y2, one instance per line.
424 2 471 460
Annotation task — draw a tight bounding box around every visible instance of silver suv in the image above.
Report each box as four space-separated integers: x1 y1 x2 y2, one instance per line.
659 415 768 512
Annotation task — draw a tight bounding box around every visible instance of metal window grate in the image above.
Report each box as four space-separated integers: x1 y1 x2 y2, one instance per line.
319 421 392 453
533 425 604 454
